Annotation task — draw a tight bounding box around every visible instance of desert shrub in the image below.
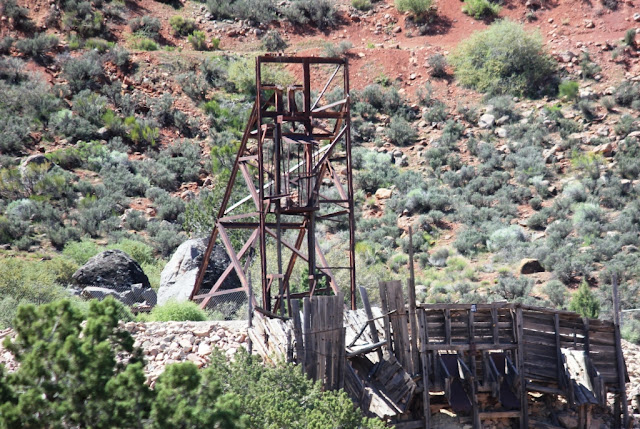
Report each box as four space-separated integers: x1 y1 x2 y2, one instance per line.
622 318 640 344
623 28 636 47
188 30 208 50
423 100 447 123
614 81 640 107
486 226 527 253
579 51 601 80
129 15 161 40
428 53 447 78
0 36 13 54
15 33 58 59
261 30 287 51
395 0 434 23
0 258 69 317
558 80 579 100
462 0 500 19
107 238 155 266
569 282 600 318
206 0 278 24
543 280 567 309
386 116 416 146
146 187 185 222
577 99 596 121
557 118 582 139
352 0 372 10
100 162 149 197
228 56 292 96
353 149 395 192
153 139 202 184
451 19 556 96
131 37 158 51
324 41 353 57
177 71 208 100
283 0 339 29
614 114 638 137
493 272 532 303
1 0 34 30
62 2 106 38
200 56 229 88
454 228 486 255
107 44 130 72
124 210 147 231
147 220 186 257
601 95 615 111
169 15 196 36
63 51 104 93
125 116 160 146
63 240 101 265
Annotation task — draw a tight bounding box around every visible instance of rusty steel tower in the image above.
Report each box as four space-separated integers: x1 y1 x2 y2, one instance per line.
190 55 356 315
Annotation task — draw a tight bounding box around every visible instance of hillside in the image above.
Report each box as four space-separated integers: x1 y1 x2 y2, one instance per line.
1 0 640 338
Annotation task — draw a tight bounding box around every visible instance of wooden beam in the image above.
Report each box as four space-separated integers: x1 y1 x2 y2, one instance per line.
516 307 529 429
359 286 383 361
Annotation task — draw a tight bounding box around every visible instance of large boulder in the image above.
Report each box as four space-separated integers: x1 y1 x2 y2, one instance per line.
73 249 151 291
72 250 157 307
158 238 240 306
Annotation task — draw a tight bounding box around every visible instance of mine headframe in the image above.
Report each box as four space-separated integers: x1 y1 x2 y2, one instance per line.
189 55 356 315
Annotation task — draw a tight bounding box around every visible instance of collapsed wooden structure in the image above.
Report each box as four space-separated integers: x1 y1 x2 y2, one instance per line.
250 280 629 429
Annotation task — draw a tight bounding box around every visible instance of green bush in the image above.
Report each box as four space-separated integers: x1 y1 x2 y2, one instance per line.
131 36 158 51
569 282 600 318
283 0 339 29
462 0 500 19
261 30 287 51
386 116 417 146
108 239 155 266
543 280 567 309
63 239 102 265
0 298 247 428
428 53 447 77
395 0 434 23
558 80 579 100
451 19 556 96
493 272 532 303
1 0 34 30
63 51 104 93
352 0 372 10
130 15 162 40
188 30 208 50
579 51 601 80
324 40 353 57
206 0 278 24
169 15 196 37
147 300 207 321
15 33 58 58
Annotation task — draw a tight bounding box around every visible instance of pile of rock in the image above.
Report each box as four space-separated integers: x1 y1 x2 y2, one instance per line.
124 321 248 386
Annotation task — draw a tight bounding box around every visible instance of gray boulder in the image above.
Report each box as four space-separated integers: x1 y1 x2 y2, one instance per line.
158 238 240 306
72 249 151 291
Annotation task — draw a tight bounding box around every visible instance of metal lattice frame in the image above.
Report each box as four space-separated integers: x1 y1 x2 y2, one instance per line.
190 55 356 315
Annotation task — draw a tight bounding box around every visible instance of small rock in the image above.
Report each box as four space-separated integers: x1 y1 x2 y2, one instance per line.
478 114 495 129
375 188 392 199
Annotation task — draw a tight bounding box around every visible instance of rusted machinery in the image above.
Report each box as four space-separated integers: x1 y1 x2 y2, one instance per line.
190 55 356 315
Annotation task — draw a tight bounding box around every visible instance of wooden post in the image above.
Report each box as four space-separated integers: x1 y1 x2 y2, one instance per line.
408 227 420 374
469 309 480 429
291 299 304 364
612 275 629 428
419 310 431 429
359 286 383 361
303 297 314 379
379 281 392 353
515 306 529 429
